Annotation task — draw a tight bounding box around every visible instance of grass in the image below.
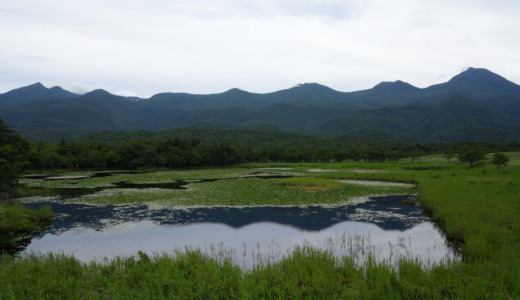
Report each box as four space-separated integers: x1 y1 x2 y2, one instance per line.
278 177 345 191
2 152 520 298
0 203 52 233
0 247 515 299
0 202 53 256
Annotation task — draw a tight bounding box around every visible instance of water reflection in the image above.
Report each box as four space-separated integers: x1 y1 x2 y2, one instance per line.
22 195 424 233
10 195 458 268
22 221 454 268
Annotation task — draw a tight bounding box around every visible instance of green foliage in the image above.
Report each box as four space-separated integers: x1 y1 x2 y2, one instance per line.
20 132 520 172
458 145 486 167
491 152 509 175
0 119 30 200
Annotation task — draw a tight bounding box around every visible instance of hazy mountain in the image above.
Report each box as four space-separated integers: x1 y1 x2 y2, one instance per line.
0 82 78 107
0 91 140 140
1 67 520 142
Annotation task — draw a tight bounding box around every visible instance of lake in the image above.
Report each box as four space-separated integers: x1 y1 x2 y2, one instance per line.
12 194 458 268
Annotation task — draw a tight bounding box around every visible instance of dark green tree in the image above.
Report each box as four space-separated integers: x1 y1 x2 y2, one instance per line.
443 146 456 163
458 146 486 168
0 119 30 201
491 152 509 175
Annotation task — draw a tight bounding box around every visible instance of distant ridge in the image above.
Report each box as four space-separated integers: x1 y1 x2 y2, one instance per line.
2 67 518 101
0 82 77 107
1 67 520 142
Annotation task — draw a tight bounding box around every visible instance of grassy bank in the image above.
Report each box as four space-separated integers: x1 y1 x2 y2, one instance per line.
2 153 519 298
0 203 53 257
0 203 52 233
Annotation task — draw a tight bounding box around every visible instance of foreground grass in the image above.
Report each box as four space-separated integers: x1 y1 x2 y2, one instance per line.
0 248 515 299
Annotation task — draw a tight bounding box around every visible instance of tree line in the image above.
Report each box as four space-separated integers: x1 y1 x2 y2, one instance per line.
1 119 30 200
26 138 519 170
28 139 410 170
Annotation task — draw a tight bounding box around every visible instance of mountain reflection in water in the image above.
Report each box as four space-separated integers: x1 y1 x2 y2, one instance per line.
23 195 424 233
12 195 458 268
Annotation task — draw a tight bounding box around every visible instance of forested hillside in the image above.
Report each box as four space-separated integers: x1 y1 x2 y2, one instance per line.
1 68 520 142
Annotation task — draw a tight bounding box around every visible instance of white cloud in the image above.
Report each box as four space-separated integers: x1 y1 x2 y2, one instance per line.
1 0 520 95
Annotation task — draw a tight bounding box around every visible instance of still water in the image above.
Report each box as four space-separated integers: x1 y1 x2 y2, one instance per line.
15 194 458 268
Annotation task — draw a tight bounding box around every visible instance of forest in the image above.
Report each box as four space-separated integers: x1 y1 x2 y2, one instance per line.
21 130 520 171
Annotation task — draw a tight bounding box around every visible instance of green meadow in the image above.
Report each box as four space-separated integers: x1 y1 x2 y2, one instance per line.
1 152 519 298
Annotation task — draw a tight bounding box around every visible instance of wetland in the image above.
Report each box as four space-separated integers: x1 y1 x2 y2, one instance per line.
4 167 456 269
3 158 520 298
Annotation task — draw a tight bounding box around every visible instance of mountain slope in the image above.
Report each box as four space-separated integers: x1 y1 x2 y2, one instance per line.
0 82 78 107
320 96 520 142
0 92 140 140
1 67 520 141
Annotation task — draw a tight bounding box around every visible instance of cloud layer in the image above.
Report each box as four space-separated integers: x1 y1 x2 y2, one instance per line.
2 0 520 96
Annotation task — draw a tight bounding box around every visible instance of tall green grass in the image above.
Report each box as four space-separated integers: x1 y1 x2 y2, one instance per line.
0 203 52 233
1 247 516 299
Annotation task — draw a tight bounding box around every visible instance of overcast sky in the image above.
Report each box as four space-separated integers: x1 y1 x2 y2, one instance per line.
1 0 520 97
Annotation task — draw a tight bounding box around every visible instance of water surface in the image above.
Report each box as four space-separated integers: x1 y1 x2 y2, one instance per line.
15 195 458 268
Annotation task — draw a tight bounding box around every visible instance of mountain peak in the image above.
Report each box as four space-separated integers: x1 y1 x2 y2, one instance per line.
14 82 48 93
448 68 514 85
0 82 77 107
290 83 338 93
373 80 418 92
448 67 520 93
49 86 68 93
294 82 328 89
223 88 248 95
85 89 113 97
29 82 46 88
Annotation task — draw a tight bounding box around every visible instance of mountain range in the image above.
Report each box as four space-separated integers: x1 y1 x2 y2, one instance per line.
1 67 520 142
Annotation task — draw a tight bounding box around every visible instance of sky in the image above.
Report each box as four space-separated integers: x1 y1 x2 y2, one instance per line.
1 0 520 97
